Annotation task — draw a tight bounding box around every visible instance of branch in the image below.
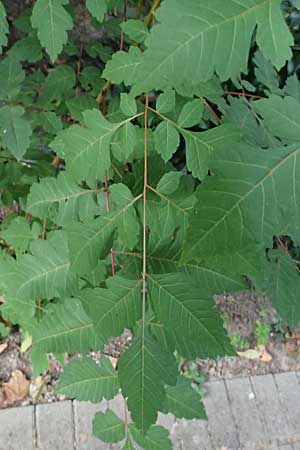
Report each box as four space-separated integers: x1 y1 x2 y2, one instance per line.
145 0 161 28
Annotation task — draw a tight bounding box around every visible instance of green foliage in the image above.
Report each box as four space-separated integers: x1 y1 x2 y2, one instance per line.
0 1 299 449
31 0 73 62
56 356 119 402
255 320 271 346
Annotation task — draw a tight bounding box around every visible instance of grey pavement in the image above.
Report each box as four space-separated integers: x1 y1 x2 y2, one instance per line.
1 372 300 450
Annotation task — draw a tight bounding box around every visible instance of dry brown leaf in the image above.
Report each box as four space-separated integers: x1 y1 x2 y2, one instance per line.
29 376 47 401
0 342 8 354
2 370 29 403
258 345 272 363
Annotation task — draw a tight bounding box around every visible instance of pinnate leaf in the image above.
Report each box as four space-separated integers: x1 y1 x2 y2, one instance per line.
148 273 234 359
162 375 207 419
130 0 293 94
121 19 149 43
31 0 73 62
254 95 300 142
118 325 177 433
0 1 8 52
0 106 32 161
56 356 119 402
52 109 127 184
80 276 142 343
154 121 180 162
86 0 107 23
93 409 125 443
129 424 172 450
8 232 77 300
156 89 176 114
103 46 142 86
264 250 300 330
183 143 300 262
120 93 137 116
66 185 140 275
33 299 97 354
0 56 25 99
178 99 204 128
27 172 98 226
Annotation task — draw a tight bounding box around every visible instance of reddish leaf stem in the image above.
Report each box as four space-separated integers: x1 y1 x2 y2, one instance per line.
142 94 149 328
224 91 264 99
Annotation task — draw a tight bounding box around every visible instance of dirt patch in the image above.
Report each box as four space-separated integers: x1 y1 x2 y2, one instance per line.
197 290 300 380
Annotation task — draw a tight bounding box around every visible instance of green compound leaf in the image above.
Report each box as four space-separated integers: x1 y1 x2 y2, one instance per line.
129 0 293 94
183 143 300 262
162 375 207 419
31 0 73 62
80 276 142 343
93 409 125 443
52 109 138 184
264 249 300 331
1 217 41 253
55 356 119 402
66 186 141 275
121 19 149 43
120 93 137 117
111 121 137 161
0 1 8 53
7 232 77 300
148 273 234 360
33 299 98 354
118 325 178 434
102 46 143 86
156 89 176 114
129 424 172 450
8 36 43 63
0 56 25 99
254 95 300 143
177 99 204 128
27 172 98 226
86 0 107 23
2 235 74 303
154 121 180 162
0 106 32 161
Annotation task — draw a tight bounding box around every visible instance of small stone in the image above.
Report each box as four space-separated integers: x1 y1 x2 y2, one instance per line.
248 392 255 400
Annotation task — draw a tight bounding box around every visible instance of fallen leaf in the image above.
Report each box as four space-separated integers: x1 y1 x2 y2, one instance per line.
29 376 47 401
0 388 6 408
0 342 8 354
2 370 29 403
258 345 272 362
237 349 260 360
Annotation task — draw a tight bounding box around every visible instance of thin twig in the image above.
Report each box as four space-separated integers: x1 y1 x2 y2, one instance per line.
145 0 161 27
42 220 47 240
142 94 149 337
202 98 222 125
224 91 264 99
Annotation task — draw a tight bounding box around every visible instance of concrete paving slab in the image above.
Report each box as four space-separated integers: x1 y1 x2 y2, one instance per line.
74 400 108 450
1 372 300 450
251 374 290 446
36 401 74 450
172 418 212 450
0 405 34 450
274 372 300 440
203 379 240 450
226 377 269 450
